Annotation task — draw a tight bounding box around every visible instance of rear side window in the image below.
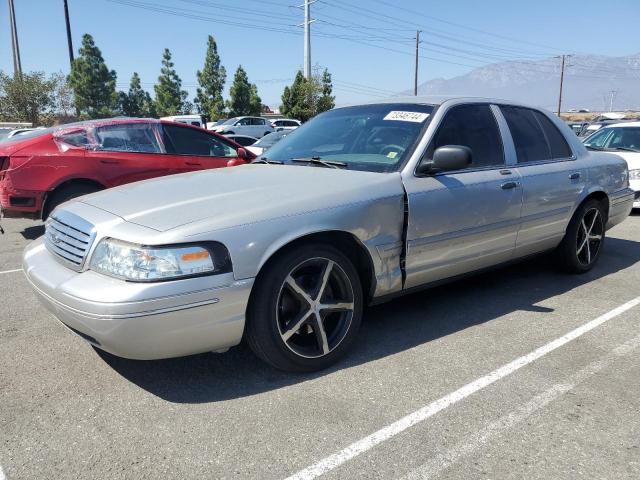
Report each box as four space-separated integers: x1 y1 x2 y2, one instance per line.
58 129 89 147
501 106 572 163
163 124 237 157
95 123 160 153
533 111 573 158
427 104 504 168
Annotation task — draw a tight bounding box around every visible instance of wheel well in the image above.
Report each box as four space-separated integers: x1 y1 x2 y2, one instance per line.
257 231 376 301
582 191 609 218
42 178 105 219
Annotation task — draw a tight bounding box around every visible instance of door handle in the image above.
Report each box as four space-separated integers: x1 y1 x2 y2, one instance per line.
185 162 202 166
499 169 512 175
100 160 119 164
501 181 520 190
569 172 581 180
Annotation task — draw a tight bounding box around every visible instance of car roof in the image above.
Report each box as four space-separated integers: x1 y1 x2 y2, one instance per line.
338 95 550 111
606 121 640 128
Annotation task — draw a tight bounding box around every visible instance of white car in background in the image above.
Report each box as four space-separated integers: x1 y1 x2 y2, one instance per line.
583 121 640 208
246 130 289 156
211 116 274 138
271 118 301 131
160 115 206 128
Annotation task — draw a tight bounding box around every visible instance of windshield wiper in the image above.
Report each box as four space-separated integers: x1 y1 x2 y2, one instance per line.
585 145 604 150
291 157 347 169
252 158 283 164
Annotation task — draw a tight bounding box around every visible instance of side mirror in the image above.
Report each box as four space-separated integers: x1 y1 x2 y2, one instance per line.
236 147 249 161
416 145 472 175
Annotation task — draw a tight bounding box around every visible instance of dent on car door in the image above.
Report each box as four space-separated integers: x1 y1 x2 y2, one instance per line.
499 106 584 256
161 124 239 172
402 103 523 289
86 122 173 186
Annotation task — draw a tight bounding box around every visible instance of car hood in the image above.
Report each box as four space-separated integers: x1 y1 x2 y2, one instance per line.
608 150 640 170
78 164 403 232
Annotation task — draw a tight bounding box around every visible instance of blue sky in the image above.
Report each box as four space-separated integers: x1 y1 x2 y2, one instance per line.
2 0 640 108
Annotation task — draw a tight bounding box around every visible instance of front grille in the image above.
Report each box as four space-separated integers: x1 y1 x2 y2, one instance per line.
45 213 95 270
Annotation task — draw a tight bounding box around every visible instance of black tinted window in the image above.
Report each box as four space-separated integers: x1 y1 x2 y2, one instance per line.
162 125 237 157
501 106 552 163
428 104 504 168
534 111 572 158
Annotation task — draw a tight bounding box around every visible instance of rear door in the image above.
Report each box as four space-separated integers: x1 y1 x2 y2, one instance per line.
86 122 176 186
499 106 584 256
161 123 241 173
403 103 523 288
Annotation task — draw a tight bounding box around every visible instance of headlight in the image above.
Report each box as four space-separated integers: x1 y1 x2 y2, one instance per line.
89 238 231 282
629 169 640 180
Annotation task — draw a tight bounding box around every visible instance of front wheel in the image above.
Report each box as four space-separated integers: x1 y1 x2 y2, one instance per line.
245 244 363 372
555 199 606 273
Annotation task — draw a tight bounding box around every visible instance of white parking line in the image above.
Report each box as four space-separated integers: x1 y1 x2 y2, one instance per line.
0 464 6 480
400 333 640 480
0 269 21 275
285 296 640 480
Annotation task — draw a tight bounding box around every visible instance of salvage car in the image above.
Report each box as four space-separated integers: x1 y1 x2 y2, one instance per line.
0 118 252 219
23 97 634 372
583 121 640 208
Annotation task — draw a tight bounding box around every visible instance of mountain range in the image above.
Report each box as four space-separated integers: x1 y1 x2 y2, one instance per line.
406 53 640 112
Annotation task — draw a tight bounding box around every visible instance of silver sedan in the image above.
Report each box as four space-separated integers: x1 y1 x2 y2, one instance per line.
23 97 634 371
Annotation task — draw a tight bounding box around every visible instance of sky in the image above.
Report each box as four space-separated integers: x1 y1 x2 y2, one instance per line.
2 0 640 109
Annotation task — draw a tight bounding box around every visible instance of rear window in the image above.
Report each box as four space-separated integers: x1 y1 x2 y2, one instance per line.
95 123 161 153
533 111 573 158
501 106 565 163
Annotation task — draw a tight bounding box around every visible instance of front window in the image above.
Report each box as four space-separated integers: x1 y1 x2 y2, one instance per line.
162 124 237 157
263 103 434 172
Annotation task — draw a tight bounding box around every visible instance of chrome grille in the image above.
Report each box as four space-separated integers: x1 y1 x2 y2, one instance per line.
45 213 95 270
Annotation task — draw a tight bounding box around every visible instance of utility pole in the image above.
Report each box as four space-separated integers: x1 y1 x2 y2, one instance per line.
7 0 22 76
414 30 421 96
302 0 313 79
63 0 74 68
556 55 566 116
609 89 618 112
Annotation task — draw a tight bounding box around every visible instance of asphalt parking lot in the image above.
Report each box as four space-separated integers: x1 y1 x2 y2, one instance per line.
1 214 639 480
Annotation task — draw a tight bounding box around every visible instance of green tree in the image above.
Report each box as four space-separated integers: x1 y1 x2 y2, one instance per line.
118 72 155 117
316 68 335 114
227 66 261 116
0 71 59 125
280 67 335 122
67 33 117 118
195 35 226 120
153 48 187 116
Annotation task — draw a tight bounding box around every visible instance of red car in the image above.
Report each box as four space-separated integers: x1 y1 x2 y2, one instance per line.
0 118 254 219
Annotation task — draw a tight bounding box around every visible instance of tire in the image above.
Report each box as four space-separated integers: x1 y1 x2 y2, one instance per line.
43 183 101 219
245 243 363 372
555 199 606 273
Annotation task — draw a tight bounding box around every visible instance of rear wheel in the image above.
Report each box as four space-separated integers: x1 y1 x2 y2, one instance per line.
555 199 606 273
246 244 363 372
43 183 101 219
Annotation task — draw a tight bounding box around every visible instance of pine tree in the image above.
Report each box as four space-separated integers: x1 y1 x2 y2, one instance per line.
227 66 261 116
317 68 335 114
118 72 155 117
195 35 226 121
153 48 187 116
67 33 117 118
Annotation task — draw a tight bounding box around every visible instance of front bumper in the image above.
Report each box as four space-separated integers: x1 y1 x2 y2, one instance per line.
23 238 254 360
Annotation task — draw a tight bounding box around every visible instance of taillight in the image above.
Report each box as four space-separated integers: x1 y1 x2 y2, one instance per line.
0 157 8 171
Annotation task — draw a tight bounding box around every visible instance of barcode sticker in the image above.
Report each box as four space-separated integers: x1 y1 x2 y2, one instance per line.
383 111 430 122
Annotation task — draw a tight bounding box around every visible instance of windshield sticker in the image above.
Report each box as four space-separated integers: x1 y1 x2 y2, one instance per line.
383 111 430 123
386 151 398 159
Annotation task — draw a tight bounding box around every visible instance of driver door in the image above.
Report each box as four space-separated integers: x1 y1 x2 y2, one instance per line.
402 103 523 289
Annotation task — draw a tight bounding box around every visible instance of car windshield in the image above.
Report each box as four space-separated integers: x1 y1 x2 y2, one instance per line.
584 126 640 151
262 103 435 172
221 117 239 125
253 130 288 148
